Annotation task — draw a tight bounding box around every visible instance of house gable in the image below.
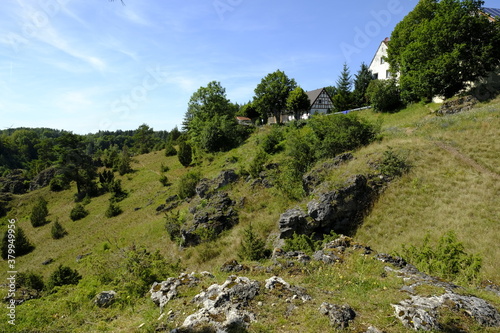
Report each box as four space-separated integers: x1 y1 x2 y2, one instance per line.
368 37 391 80
306 88 333 115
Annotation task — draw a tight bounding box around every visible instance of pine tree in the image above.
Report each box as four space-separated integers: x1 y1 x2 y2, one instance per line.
51 218 68 239
30 197 49 227
353 63 374 107
178 141 192 168
238 224 266 261
2 227 35 260
332 63 354 112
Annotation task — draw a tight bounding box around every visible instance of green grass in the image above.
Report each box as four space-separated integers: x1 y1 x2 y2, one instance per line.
1 98 500 332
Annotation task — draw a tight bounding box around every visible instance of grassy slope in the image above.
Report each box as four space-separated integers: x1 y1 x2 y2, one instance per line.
1 99 499 332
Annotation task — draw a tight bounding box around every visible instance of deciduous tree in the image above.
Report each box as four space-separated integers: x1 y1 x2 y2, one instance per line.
286 87 311 120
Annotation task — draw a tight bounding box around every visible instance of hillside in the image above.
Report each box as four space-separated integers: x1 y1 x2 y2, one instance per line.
1 98 500 332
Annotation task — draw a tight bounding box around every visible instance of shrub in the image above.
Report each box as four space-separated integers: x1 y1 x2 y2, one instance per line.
261 125 285 154
238 224 267 261
401 231 482 283
377 147 410 178
30 197 49 227
164 141 177 157
49 175 69 192
160 163 170 173
159 174 169 187
105 201 122 218
248 149 268 179
165 211 183 243
70 204 89 221
109 179 128 202
366 79 404 112
17 271 45 291
178 171 201 199
283 233 318 255
178 141 193 167
48 265 82 290
1 227 35 260
51 219 68 239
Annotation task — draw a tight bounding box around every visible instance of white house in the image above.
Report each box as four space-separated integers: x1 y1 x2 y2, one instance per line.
368 37 391 80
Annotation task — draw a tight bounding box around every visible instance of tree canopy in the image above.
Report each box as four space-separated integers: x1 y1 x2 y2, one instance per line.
387 0 500 102
253 70 297 124
286 87 311 120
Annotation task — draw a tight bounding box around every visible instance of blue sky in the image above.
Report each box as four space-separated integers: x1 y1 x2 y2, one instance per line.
0 0 497 134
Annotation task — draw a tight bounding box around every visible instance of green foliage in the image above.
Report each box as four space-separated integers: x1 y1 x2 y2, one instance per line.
159 174 169 187
238 224 267 261
177 171 201 199
105 201 122 218
30 196 49 227
48 265 82 290
1 227 35 260
165 210 183 243
133 124 155 154
178 141 193 167
401 231 482 283
17 271 45 291
253 70 297 124
366 79 403 113
286 86 311 120
49 174 70 192
116 146 133 176
260 126 286 154
377 148 410 178
70 203 89 221
283 231 339 255
332 63 354 112
51 218 68 239
387 0 500 102
353 62 374 107
160 163 170 173
122 247 182 297
109 179 128 202
308 113 379 160
164 141 177 156
248 149 268 179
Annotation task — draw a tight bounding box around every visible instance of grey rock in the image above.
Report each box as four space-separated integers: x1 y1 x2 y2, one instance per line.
437 95 478 115
265 276 311 302
278 208 308 239
29 166 58 191
319 302 356 329
150 273 200 313
392 292 500 331
94 290 117 308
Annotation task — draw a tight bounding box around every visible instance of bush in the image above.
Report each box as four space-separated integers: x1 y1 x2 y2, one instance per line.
51 219 68 239
401 231 482 283
178 141 193 167
238 224 267 261
48 265 82 290
70 204 89 221
30 197 49 227
159 174 169 187
160 163 170 173
1 227 35 260
178 171 201 199
261 125 285 154
283 231 339 255
248 149 268 179
17 271 45 291
164 141 177 157
105 201 122 218
377 147 410 178
109 179 128 202
49 175 69 192
165 211 183 243
366 79 404 112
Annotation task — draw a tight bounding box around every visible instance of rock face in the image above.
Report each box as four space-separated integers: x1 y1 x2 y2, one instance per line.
278 175 374 238
393 292 500 331
265 276 311 302
94 290 117 308
196 169 239 199
302 152 353 194
319 302 356 329
176 276 260 332
29 166 58 191
0 169 27 194
437 95 478 115
181 192 239 247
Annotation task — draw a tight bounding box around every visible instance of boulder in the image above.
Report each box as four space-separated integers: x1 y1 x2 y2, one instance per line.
437 95 478 115
150 273 200 313
265 276 311 302
94 290 117 308
392 292 500 330
175 276 260 332
319 302 356 329
278 208 308 239
220 259 248 273
195 169 239 199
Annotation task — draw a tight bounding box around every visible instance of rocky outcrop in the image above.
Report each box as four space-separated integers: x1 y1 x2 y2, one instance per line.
94 290 117 308
150 273 200 313
303 152 353 194
29 166 58 191
437 95 478 115
265 276 311 302
181 192 239 247
174 276 260 333
196 169 239 199
393 292 500 331
278 175 374 238
319 302 356 329
0 169 27 194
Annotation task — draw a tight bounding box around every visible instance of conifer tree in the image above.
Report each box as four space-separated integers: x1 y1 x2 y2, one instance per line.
30 197 49 227
332 63 354 112
51 219 68 239
2 227 35 260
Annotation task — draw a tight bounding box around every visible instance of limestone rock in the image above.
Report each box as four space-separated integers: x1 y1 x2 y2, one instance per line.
29 166 58 191
150 273 200 312
319 302 356 329
265 276 311 302
437 95 478 115
94 290 117 308
176 276 260 332
278 208 308 239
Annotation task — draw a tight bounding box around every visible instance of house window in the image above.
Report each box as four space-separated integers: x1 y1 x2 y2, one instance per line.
386 70 391 79
380 57 385 64
373 73 379 80
318 99 322 104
